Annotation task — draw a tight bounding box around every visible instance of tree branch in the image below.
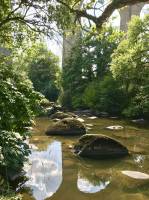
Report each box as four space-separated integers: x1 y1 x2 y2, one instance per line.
96 0 149 28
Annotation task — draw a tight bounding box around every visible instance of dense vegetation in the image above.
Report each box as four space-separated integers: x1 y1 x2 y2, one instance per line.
0 2 60 197
25 43 61 102
0 48 41 197
111 15 149 118
62 15 149 118
0 0 148 199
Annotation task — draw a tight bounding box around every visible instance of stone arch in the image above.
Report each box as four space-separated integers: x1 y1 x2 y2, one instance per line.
140 4 149 18
118 2 148 31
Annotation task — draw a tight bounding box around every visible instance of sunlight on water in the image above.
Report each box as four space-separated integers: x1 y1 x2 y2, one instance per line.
23 141 62 200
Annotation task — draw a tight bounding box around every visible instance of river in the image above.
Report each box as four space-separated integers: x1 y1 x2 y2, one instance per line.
18 117 149 200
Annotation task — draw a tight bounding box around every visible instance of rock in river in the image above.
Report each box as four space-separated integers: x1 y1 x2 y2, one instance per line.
46 118 86 136
121 171 149 180
50 111 76 120
74 134 128 159
106 125 124 130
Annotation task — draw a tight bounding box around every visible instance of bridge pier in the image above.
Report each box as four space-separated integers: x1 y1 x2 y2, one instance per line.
119 3 147 31
62 2 148 65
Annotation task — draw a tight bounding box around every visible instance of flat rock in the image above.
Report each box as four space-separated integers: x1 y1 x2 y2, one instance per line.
76 117 85 123
74 134 128 159
88 116 97 120
86 124 93 127
122 171 149 180
106 125 124 130
46 118 86 136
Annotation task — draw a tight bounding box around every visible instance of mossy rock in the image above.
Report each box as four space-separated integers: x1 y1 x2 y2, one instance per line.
50 111 76 120
74 134 129 159
46 118 86 135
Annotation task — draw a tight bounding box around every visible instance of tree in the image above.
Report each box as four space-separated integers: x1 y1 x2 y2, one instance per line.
111 15 149 118
0 0 148 36
61 26 123 110
0 52 42 175
83 26 124 78
28 43 61 102
83 74 126 114
61 38 88 108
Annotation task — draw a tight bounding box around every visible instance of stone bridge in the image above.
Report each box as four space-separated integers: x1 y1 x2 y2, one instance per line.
62 2 149 66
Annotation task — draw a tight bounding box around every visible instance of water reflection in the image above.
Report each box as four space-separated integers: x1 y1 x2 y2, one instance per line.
77 169 110 193
19 117 149 200
133 155 146 168
23 141 62 200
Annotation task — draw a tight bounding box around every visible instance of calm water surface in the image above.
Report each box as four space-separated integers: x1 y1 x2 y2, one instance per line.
19 117 149 200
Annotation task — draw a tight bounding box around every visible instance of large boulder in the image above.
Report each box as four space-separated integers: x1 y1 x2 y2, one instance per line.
50 111 76 120
46 118 86 136
74 134 129 159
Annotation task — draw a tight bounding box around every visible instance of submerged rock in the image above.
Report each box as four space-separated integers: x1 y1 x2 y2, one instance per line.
131 118 146 124
74 134 128 159
46 118 86 136
106 125 124 130
50 111 76 120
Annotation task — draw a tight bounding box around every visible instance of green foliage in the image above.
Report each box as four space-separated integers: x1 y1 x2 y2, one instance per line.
0 52 41 183
0 131 30 172
61 38 89 108
62 27 123 110
27 43 61 102
0 193 22 200
83 75 126 114
0 56 41 133
111 15 149 118
84 26 124 77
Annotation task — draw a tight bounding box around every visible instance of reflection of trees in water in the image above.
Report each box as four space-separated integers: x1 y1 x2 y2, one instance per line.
77 161 112 193
78 168 111 186
122 178 149 197
77 168 111 193
133 154 146 168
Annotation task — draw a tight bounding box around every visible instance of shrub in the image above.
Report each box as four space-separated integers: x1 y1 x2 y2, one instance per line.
83 75 126 115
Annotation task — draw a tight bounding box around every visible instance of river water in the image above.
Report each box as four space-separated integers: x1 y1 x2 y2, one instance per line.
19 117 149 200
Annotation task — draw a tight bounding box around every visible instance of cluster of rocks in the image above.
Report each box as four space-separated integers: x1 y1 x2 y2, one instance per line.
45 111 129 159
